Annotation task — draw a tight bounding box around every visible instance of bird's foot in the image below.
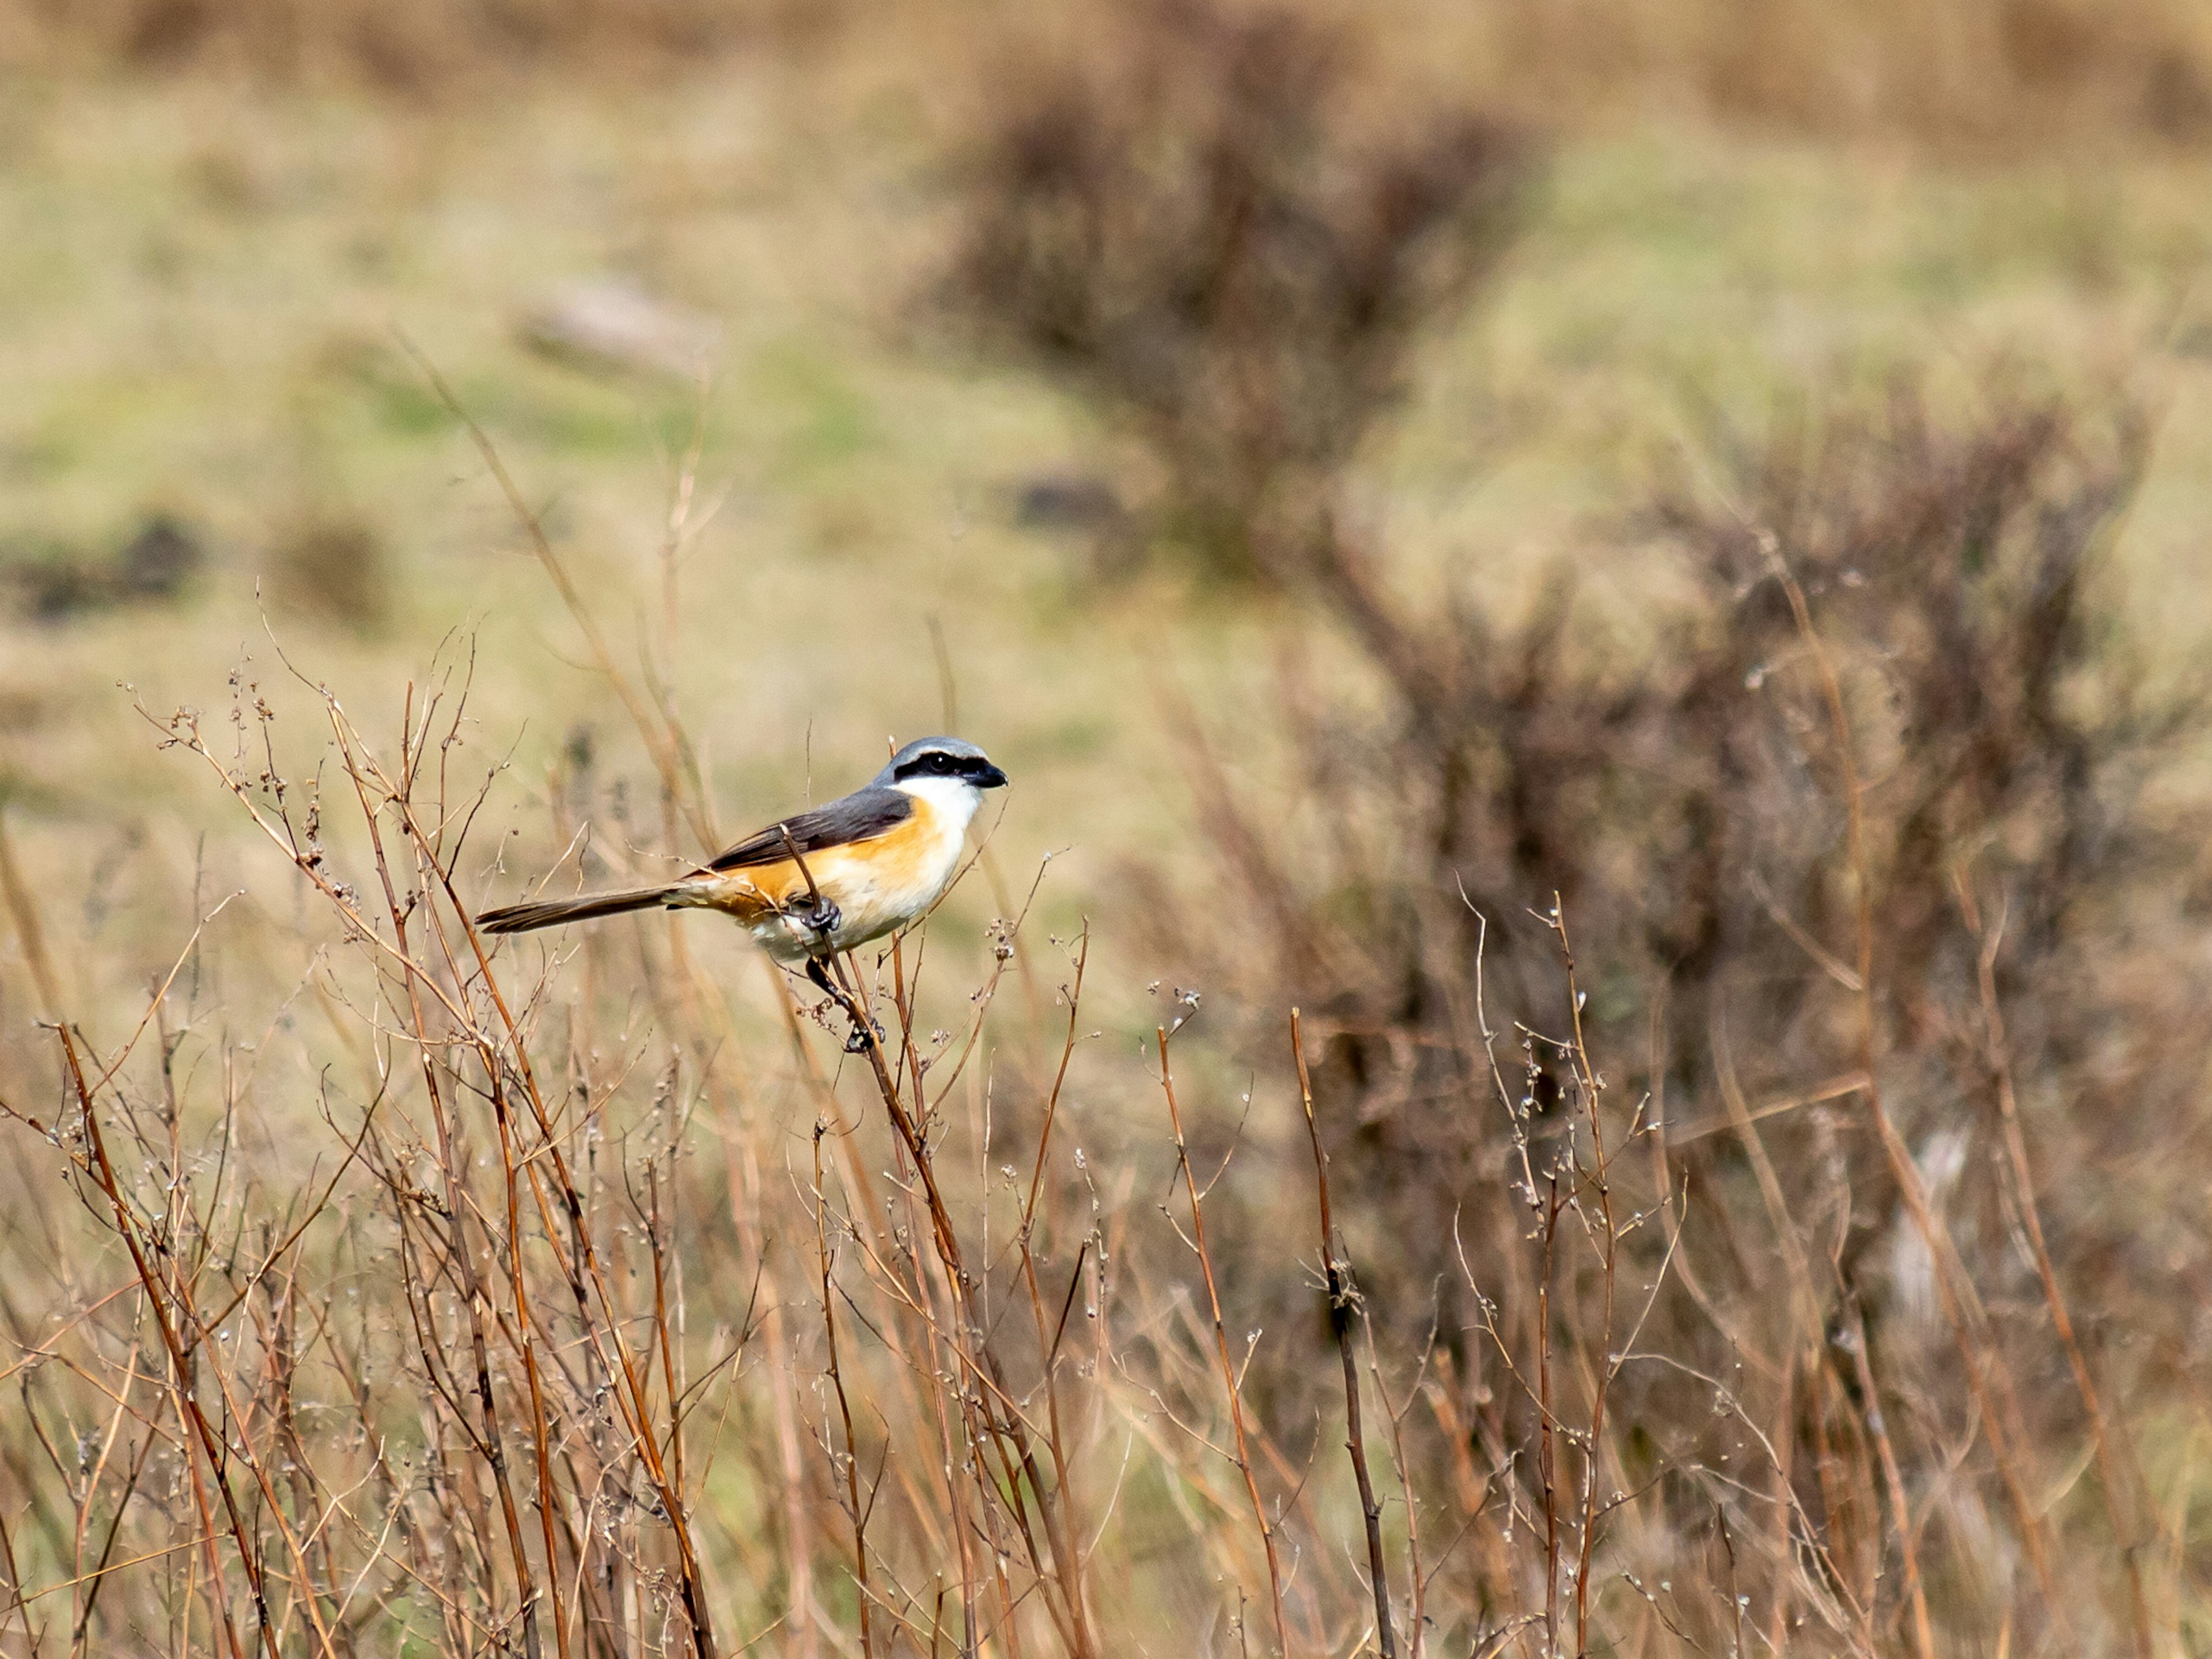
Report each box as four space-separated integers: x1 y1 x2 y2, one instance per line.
842 1015 885 1056
802 896 843 937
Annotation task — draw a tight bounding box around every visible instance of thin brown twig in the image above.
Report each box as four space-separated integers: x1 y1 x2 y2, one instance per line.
1762 536 2068 1642
59 1029 280 1659
779 834 1089 1657
1289 1009 1394 1659
1839 1301 1933 1659
1158 1022 1291 1657
813 1124 874 1659
395 332 715 854
1965 890 2152 1659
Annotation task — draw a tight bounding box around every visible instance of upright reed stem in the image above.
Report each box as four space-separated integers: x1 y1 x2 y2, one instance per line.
1290 1009 1395 1659
1157 1022 1291 1656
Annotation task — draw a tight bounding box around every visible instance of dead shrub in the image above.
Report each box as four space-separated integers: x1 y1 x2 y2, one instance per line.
945 0 1530 580
1150 377 2211 1646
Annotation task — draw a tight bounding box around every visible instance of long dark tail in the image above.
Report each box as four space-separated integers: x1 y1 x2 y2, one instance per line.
476 885 681 935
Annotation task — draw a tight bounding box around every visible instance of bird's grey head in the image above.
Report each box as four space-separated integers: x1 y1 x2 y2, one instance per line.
873 737 1010 792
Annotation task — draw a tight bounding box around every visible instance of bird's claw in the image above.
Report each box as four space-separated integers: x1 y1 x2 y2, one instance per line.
803 896 842 937
843 1016 885 1055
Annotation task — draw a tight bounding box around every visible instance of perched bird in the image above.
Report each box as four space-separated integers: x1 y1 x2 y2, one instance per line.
478 736 1009 1021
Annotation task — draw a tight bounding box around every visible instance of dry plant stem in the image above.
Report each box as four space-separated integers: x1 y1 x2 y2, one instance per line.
1289 1009 1395 1659
167 1376 245 1659
649 1165 688 1517
386 791 719 1657
915 1281 982 1659
202 683 719 1658
66 1336 137 1650
340 713 543 1659
1156 1023 1291 1658
1840 1302 1933 1659
1014 929 1095 1659
826 982 1003 1627
1763 541 2070 1637
399 336 716 853
1969 901 2152 1658
0 808 62 1021
1536 1184 1562 1653
380 381 733 1646
814 1127 874 1659
790 951 987 1644
715 1116 819 1659
1804 1355 1870 1629
493 1060 572 1659
0 1482 35 1657
782 838 1089 1658
1552 908 1618 1659
57 1030 278 1659
651 385 718 855
1710 1021 1815 1646
1361 1323 1426 1659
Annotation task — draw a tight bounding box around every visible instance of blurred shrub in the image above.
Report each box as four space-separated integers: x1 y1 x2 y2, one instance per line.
4 513 206 620
1149 379 2207 1636
946 0 1529 580
113 514 206 599
268 511 393 631
1185 380 2202 1279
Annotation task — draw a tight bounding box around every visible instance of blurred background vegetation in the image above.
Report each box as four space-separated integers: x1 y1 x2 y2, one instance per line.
4 0 2210 949
4 0 2212 1653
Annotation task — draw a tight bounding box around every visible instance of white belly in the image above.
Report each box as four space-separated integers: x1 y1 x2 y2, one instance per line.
748 795 970 963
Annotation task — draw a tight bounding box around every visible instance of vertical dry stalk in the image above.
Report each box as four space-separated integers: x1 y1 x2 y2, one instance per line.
1289 1007 1395 1659
1840 1300 1934 1659
813 1124 874 1659
0 1491 31 1657
1156 1021 1291 1657
1966 894 2152 1657
1535 1175 1562 1651
1762 537 2071 1641
785 838 1093 1658
56 1028 283 1659
1015 930 1095 1658
0 809 63 1022
1359 1323 1426 1659
400 336 718 854
1546 903 1621 1659
107 671 731 1658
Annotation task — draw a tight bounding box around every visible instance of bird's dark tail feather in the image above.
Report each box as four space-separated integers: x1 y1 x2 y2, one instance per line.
475 886 680 935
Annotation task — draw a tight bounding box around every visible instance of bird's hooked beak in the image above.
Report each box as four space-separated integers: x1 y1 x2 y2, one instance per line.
975 762 1010 790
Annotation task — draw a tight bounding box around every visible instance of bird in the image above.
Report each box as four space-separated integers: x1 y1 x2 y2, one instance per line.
476 736 1009 1036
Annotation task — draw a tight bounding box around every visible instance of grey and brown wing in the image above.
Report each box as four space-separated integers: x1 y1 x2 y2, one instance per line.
703 787 914 873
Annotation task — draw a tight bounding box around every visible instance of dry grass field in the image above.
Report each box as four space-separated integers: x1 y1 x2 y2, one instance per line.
4 3 2212 1655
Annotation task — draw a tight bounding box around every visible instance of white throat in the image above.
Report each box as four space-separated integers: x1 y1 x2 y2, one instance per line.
893 774 984 829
